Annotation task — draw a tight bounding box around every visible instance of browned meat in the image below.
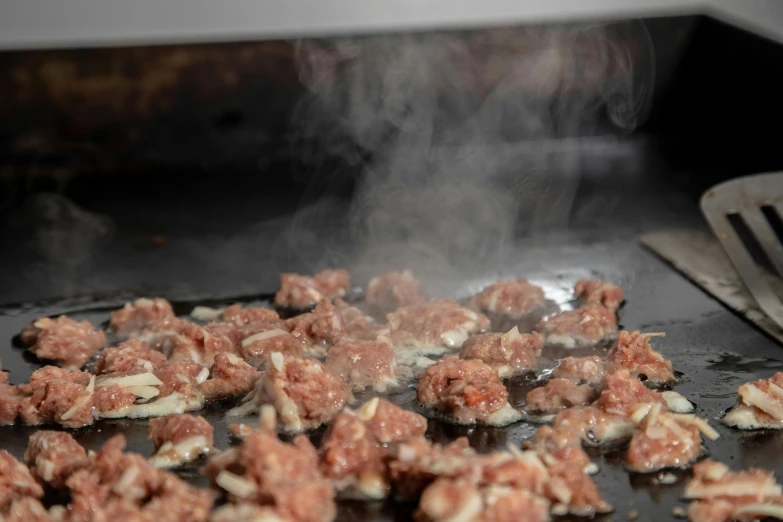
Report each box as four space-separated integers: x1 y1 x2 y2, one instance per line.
685 460 783 522
274 269 351 310
2 496 52 522
286 299 375 349
417 356 520 426
64 435 214 522
109 297 177 336
470 278 546 318
222 304 281 327
626 404 703 473
246 353 351 432
205 428 336 522
459 328 544 378
540 446 612 516
595 370 666 417
524 378 597 414
606 330 675 385
551 356 605 385
0 450 44 509
388 437 474 499
365 397 427 444
574 279 624 312
388 299 491 349
236 322 305 367
148 414 214 468
723 371 783 430
199 353 259 402
365 270 425 313
18 366 95 428
0 371 24 426
21 315 105 369
538 305 617 347
94 339 168 376
25 431 88 488
325 337 397 391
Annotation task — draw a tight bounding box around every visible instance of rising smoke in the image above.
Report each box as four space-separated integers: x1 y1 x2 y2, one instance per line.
290 22 654 293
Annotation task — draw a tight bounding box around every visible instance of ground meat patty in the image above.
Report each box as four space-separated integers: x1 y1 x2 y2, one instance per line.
626 404 703 473
459 328 544 378
65 434 214 522
0 371 24 426
222 304 281 327
470 278 546 318
365 271 425 314
574 279 624 312
417 356 520 426
18 366 95 428
148 414 214 468
205 428 336 522
253 353 351 432
551 356 605 385
24 431 88 488
286 299 375 349
109 297 177 336
20 315 105 369
538 305 618 347
199 353 259 402
274 269 351 310
388 299 491 350
94 339 168 377
524 378 597 414
0 450 44 509
606 330 675 385
684 460 783 522
595 370 666 417
325 337 397 391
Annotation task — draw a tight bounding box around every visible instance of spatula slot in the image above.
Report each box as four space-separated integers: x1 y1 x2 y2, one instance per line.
761 205 783 248
727 212 778 276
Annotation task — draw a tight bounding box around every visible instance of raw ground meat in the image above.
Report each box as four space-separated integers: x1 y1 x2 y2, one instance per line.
388 299 491 350
1 496 52 522
363 397 428 444
625 404 703 473
94 384 138 414
551 356 605 385
417 356 520 426
0 370 24 426
325 337 398 391
606 330 675 385
25 431 88 488
596 370 666 417
236 322 305 367
365 271 425 314
524 378 597 414
389 437 474 499
94 339 167 377
526 406 635 451
286 299 375 349
222 304 281 327
21 315 106 369
160 321 238 366
685 459 783 522
109 297 177 336
199 353 259 402
204 428 336 522
469 279 546 318
573 279 624 312
18 366 95 428
148 414 214 468
538 305 618 347
64 435 214 522
240 353 351 432
0 450 44 509
210 503 292 522
459 328 544 378
723 371 783 430
274 269 351 310
540 446 612 516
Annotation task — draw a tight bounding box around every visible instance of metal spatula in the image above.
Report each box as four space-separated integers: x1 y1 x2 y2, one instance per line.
701 172 783 329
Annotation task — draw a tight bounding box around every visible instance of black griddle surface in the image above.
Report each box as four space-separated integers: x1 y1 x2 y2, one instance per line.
2 244 783 522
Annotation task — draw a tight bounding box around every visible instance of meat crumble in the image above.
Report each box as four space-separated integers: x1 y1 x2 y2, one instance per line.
324 336 398 392
538 305 618 347
24 431 88 488
417 356 521 426
148 414 214 468
551 356 605 385
109 297 177 337
606 330 675 385
388 299 490 350
18 366 96 428
469 278 546 318
274 269 351 310
723 371 783 430
365 270 425 314
0 450 44 510
524 378 597 415
459 328 544 378
20 315 106 369
286 299 375 350
573 279 624 312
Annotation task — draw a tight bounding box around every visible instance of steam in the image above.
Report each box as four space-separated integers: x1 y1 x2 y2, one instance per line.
290 22 654 292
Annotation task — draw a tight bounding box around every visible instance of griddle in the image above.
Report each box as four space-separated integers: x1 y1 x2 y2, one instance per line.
3 240 783 522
